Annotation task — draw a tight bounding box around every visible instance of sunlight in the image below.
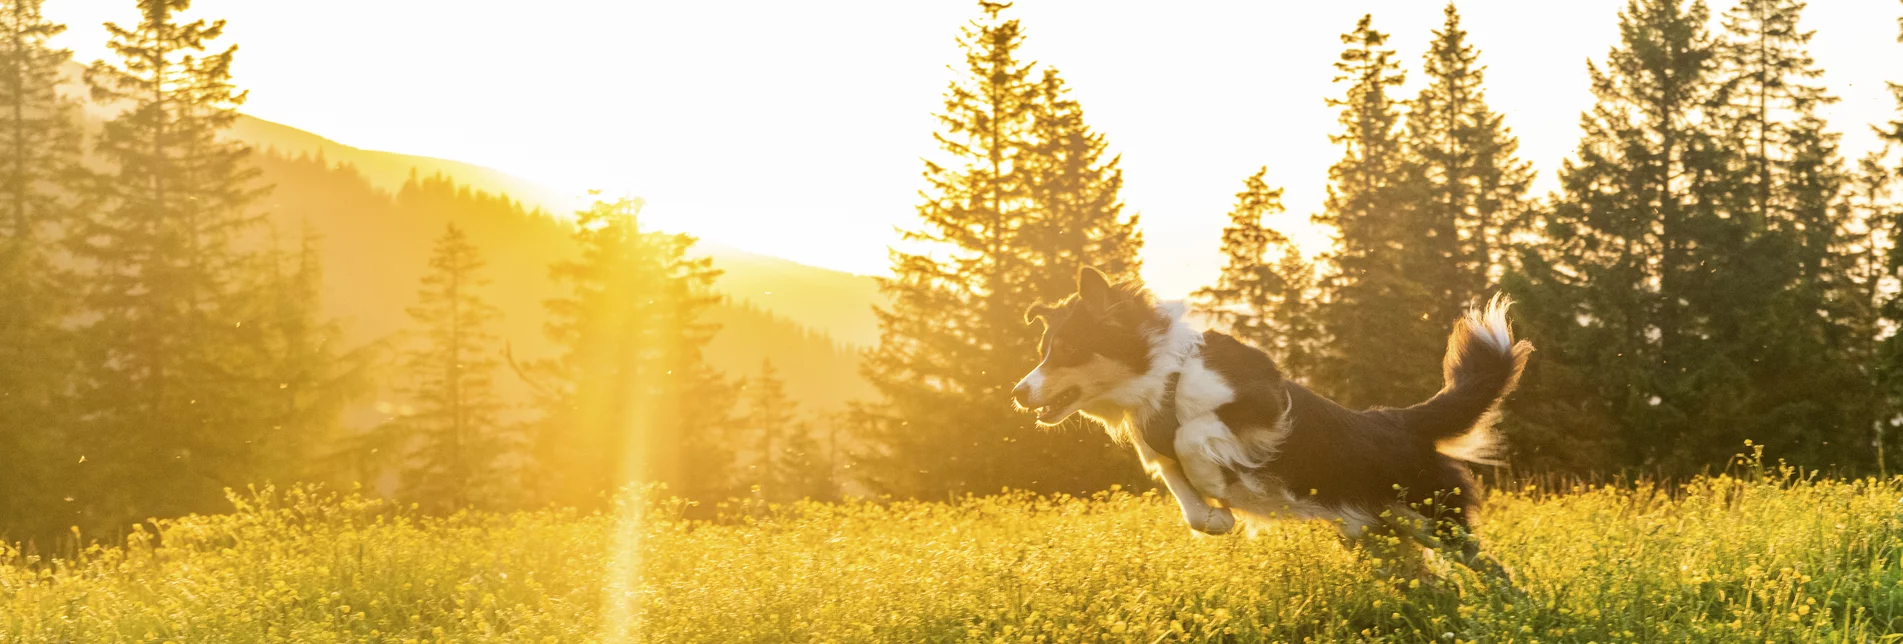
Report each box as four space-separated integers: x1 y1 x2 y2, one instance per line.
41 0 1903 297
3 0 1903 640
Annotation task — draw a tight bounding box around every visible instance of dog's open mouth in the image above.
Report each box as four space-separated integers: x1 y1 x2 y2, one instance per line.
1032 387 1082 423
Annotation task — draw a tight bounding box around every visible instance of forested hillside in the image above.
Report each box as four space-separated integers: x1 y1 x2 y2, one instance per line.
252 151 871 414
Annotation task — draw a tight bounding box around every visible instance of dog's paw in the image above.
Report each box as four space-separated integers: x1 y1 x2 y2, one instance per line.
1188 507 1236 535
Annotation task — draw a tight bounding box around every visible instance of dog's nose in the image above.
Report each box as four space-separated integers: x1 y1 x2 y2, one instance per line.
1012 383 1033 407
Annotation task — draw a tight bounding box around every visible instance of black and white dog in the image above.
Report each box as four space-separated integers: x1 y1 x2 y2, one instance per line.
1013 267 1531 550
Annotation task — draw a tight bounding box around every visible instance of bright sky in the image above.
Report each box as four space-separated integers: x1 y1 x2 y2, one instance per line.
45 0 1903 298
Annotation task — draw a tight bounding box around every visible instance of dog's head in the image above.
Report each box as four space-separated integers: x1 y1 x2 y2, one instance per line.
1013 267 1164 425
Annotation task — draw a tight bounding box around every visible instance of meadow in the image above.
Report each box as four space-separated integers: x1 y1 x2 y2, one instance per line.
5 457 1903 643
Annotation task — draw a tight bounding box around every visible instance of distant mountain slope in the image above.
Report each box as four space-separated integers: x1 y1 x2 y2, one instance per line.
228 116 584 217
61 59 882 347
698 244 883 347
255 152 872 413
226 113 884 347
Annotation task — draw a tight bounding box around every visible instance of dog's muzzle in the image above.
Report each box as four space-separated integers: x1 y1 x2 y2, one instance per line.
1014 375 1081 423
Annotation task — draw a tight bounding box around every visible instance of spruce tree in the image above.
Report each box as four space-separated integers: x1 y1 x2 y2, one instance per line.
1843 152 1896 471
1887 2 1903 152
1311 15 1437 408
397 224 511 511
858 1 1139 498
1022 67 1142 299
1692 0 1863 467
1874 3 1903 470
1506 0 1719 472
525 198 728 507
0 0 80 537
72 0 280 526
1193 168 1321 379
740 360 830 501
259 223 362 484
1404 3 1534 305
0 0 75 243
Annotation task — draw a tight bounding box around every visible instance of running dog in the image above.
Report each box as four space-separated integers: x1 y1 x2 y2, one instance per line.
1013 267 1531 556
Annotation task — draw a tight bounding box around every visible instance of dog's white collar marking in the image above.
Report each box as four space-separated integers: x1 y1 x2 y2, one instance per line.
1080 302 1204 433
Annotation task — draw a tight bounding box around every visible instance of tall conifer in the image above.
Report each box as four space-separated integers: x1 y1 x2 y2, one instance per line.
1022 68 1142 299
72 0 281 525
259 224 362 483
740 360 831 501
525 198 728 507
1842 153 1896 470
1507 0 1719 472
1886 2 1903 152
1683 0 1865 466
1312 15 1436 408
859 1 1140 498
398 224 511 511
0 0 80 537
1873 3 1903 469
1193 168 1321 379
1404 3 1534 304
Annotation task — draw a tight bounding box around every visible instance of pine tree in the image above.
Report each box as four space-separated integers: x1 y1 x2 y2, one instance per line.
1506 0 1720 473
858 1 1140 498
259 223 363 484
1873 3 1903 470
0 0 75 243
0 0 81 537
740 360 831 501
397 224 511 511
1880 1 1895 154
1711 0 1833 229
1193 168 1321 379
1691 0 1864 467
525 198 728 507
1887 2 1903 152
776 419 836 502
1404 3 1534 304
1311 15 1438 408
71 0 280 526
1022 67 1142 299
1843 152 1896 471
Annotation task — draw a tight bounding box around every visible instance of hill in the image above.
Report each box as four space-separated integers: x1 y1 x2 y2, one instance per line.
62 59 882 348
226 111 883 348
253 151 871 415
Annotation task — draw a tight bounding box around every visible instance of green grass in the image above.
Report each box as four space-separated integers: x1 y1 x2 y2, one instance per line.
6 463 1903 642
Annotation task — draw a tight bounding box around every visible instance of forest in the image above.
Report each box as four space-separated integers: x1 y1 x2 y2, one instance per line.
0 0 1899 549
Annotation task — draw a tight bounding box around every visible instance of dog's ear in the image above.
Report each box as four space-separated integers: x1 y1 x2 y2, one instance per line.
1077 267 1111 313
1024 302 1054 326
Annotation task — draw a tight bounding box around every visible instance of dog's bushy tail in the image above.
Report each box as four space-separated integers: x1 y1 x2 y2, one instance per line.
1400 294 1534 464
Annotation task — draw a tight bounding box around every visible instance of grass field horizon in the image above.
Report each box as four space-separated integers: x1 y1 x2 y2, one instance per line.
6 452 1902 643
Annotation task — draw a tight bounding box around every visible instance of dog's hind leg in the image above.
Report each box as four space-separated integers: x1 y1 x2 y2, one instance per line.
1133 438 1234 535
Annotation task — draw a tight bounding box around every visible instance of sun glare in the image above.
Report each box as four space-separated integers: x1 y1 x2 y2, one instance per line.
5 0 1903 640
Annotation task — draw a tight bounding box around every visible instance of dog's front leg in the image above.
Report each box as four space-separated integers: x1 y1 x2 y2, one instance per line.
1174 417 1242 499
1175 417 1254 532
1133 437 1235 535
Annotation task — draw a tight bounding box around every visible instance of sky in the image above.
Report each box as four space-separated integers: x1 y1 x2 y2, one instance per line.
43 0 1903 298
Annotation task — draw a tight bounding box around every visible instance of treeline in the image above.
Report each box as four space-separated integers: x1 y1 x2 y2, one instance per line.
855 0 1903 499
5 0 1903 539
0 0 844 542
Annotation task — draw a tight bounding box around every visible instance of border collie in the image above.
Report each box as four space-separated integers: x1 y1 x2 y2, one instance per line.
1013 268 1531 557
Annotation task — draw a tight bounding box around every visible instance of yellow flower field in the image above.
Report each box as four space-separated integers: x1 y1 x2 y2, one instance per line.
5 466 1903 643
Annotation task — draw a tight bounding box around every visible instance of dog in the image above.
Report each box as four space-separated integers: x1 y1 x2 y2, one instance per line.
1013 267 1531 558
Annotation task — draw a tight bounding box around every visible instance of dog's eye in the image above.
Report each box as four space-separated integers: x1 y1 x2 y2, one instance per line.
1052 340 1081 360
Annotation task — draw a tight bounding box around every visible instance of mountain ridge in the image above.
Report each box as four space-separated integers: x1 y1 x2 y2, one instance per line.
61 59 882 348
223 113 885 347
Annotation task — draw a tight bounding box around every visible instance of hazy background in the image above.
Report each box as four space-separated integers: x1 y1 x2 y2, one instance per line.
43 0 1903 297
